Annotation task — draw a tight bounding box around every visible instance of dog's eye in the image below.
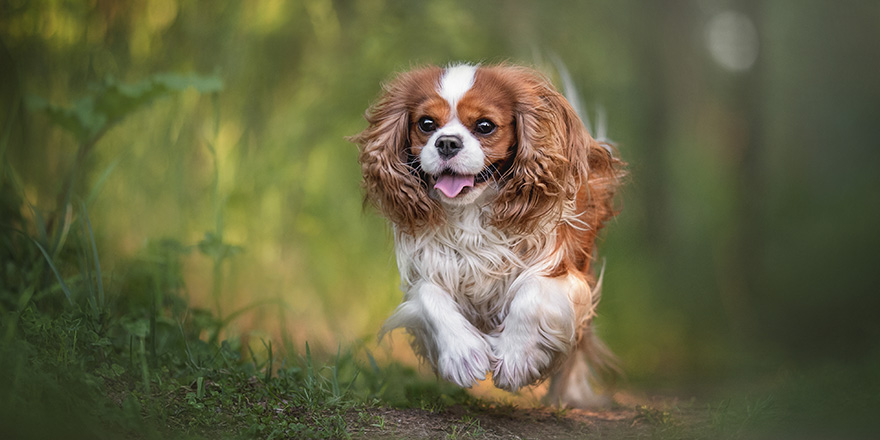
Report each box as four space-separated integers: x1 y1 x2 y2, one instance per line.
417 117 436 133
475 119 496 135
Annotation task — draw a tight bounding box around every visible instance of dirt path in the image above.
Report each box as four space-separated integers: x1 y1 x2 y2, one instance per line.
348 403 675 439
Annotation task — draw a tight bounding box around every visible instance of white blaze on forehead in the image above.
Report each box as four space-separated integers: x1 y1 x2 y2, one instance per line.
421 63 486 202
438 64 477 112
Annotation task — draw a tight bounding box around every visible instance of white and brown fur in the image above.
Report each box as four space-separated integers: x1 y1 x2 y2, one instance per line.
353 63 624 407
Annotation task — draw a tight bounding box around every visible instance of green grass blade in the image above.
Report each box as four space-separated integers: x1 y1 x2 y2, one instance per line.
85 156 121 207
138 336 150 397
331 344 342 398
177 321 199 372
261 339 274 382
365 349 381 375
76 225 98 317
0 98 17 174
79 201 104 309
51 195 73 259
31 207 49 249
305 341 314 388
30 237 73 305
247 342 261 373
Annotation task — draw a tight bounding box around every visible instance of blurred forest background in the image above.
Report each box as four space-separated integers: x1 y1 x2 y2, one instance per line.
2 0 878 415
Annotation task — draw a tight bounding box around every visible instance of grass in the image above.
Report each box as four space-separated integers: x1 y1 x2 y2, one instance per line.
444 415 485 439
0 191 477 439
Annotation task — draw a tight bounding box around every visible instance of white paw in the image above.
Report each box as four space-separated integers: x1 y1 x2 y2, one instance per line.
436 335 493 388
491 337 553 391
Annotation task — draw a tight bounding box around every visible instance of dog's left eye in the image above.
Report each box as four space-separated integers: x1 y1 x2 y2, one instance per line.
475 119 496 135
417 117 437 133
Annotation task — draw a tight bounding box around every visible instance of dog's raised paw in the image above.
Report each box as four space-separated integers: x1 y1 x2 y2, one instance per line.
437 338 492 388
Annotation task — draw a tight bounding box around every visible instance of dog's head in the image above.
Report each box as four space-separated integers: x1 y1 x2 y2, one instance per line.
354 63 618 234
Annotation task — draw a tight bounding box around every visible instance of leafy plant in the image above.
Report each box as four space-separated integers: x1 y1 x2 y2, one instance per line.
26 74 223 145
25 73 223 231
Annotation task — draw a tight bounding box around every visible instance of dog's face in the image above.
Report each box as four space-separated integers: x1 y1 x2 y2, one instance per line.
407 65 517 205
354 63 600 234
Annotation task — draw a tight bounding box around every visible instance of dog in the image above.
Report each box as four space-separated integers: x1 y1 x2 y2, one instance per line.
353 63 624 407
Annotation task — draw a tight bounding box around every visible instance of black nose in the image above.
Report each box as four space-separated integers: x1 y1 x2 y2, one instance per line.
435 135 463 160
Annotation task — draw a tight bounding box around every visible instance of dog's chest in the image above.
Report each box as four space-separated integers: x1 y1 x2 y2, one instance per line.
397 214 530 326
420 227 515 291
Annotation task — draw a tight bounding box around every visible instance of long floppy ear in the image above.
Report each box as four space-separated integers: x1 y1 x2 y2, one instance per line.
492 68 590 233
581 136 625 253
351 69 443 233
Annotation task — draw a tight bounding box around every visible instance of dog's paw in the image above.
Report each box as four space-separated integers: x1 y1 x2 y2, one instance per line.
436 335 492 388
491 337 553 391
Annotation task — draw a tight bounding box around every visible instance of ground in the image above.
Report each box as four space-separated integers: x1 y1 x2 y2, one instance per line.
348 405 650 439
344 391 723 440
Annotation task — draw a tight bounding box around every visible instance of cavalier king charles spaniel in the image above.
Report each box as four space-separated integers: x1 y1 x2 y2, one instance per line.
353 63 624 407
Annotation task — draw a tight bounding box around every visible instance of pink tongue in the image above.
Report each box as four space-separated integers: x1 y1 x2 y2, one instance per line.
434 174 475 198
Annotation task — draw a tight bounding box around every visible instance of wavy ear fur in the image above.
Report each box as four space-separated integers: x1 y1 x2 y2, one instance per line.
580 137 625 261
491 68 591 233
351 68 444 233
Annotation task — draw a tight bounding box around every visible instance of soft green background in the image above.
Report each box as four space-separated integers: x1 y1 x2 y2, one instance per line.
3 0 878 398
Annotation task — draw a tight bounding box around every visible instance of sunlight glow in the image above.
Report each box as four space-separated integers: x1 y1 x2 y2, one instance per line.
706 11 759 72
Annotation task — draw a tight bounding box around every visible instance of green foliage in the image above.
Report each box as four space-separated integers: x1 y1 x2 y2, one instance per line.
26 74 222 144
0 194 478 439
1 188 381 438
0 71 480 439
197 231 243 263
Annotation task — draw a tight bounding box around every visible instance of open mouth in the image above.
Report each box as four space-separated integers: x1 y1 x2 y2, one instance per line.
431 164 498 198
433 173 475 198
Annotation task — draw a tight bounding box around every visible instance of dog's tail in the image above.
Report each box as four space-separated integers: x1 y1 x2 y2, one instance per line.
545 329 619 408
550 54 615 153
545 267 622 408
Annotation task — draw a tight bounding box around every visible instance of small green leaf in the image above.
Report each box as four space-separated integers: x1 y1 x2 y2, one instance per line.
197 231 244 261
122 318 150 338
91 337 112 347
111 363 125 376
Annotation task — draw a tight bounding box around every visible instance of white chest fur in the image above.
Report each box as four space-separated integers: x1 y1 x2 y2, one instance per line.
394 203 559 332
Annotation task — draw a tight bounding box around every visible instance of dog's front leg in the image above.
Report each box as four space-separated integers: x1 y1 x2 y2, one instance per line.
384 281 493 388
491 273 588 391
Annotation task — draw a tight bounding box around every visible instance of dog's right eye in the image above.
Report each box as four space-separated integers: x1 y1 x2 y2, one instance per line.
417 117 436 133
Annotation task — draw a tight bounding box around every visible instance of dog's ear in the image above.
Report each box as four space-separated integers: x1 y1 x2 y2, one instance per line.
491 67 588 233
581 137 625 250
352 68 444 233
